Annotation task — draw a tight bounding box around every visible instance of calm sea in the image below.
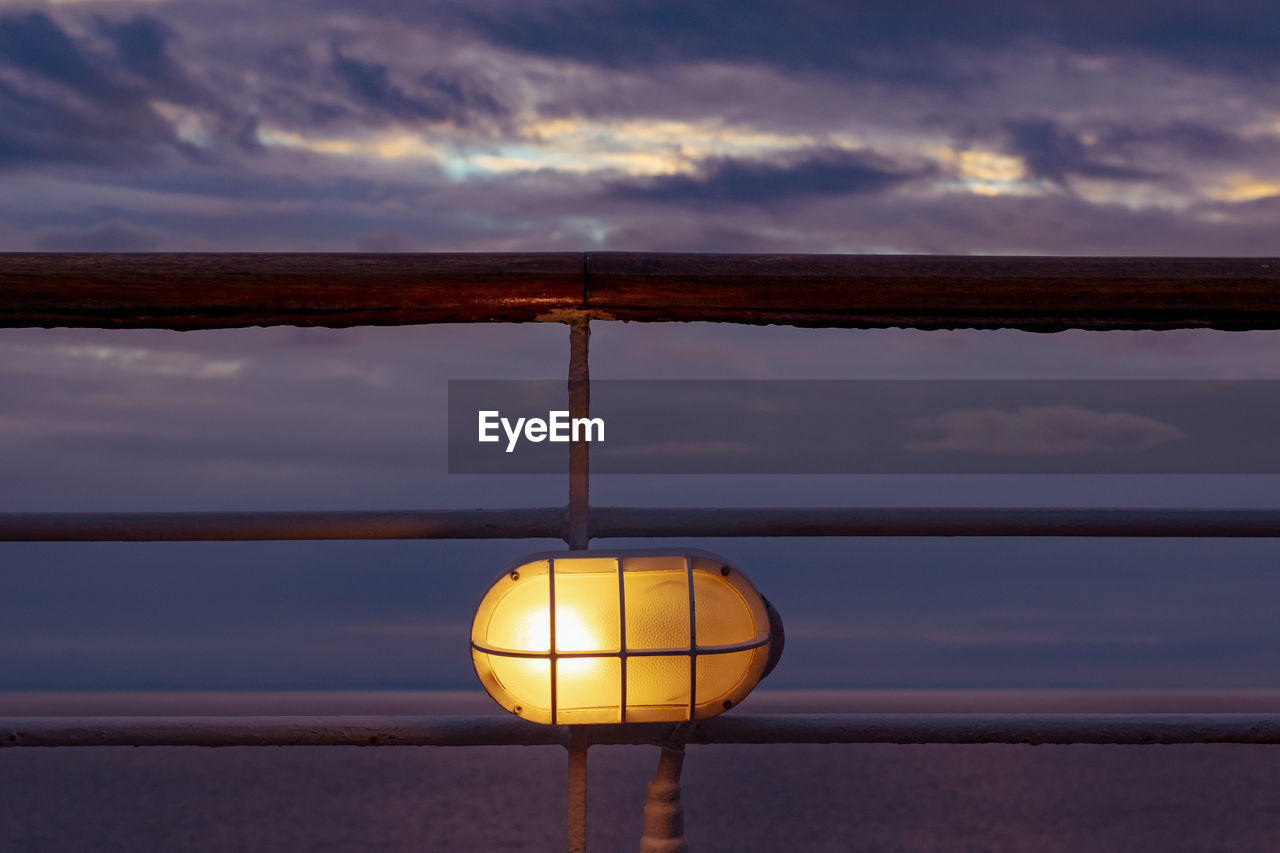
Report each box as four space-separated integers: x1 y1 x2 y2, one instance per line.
3 690 1279 852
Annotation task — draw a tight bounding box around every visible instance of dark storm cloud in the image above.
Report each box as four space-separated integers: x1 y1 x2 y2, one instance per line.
0 11 105 93
1085 120 1280 190
433 0 1280 78
1004 118 1161 184
0 11 210 168
443 0 1010 75
612 149 928 207
93 13 201 102
0 76 162 170
439 0 975 82
329 44 506 125
2 0 1276 254
1093 0 1280 76
0 6 503 174
1101 120 1254 161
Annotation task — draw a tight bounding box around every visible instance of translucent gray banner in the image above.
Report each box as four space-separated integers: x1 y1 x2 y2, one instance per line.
447 380 1280 474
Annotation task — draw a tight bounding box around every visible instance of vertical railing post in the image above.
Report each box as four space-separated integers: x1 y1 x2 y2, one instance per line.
567 318 591 550
566 318 593 852
639 725 692 852
567 725 590 853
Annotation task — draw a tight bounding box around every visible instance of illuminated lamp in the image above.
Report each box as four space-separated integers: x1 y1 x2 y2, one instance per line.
471 549 784 724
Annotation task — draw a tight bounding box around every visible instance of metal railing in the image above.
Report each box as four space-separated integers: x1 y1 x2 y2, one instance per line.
4 252 1280 330
6 507 1280 541
4 253 1280 849
8 713 1280 748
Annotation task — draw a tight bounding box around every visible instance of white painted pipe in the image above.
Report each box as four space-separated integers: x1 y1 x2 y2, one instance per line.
4 508 1280 542
8 713 1280 748
639 746 688 853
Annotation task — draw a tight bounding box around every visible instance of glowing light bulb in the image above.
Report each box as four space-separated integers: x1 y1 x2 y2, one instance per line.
471 550 781 725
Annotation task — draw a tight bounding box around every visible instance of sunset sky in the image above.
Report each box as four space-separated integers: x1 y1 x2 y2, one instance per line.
2 1 1280 692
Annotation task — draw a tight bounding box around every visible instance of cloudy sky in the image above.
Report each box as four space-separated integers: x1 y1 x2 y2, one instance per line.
2 0 1280 693
3 0 1280 254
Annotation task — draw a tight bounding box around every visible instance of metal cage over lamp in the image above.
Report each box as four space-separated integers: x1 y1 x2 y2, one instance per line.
472 549 783 725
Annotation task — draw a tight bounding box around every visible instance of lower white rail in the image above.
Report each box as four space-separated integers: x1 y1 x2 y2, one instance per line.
4 508 1280 542
5 714 1280 748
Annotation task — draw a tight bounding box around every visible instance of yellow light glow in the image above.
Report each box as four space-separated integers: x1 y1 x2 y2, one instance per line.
957 150 1026 182
929 146 1038 197
1206 176 1280 202
255 127 444 161
254 115 816 177
374 135 443 160
471 550 775 725
519 116 813 161
493 115 820 177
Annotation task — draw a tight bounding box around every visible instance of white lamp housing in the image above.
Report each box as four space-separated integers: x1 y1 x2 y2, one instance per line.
471 548 781 725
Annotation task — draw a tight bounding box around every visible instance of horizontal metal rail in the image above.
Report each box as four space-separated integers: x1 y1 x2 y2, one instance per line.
0 508 565 542
0 253 582 329
1 715 564 748
588 507 1280 539
6 714 1280 748
3 253 1280 331
3 507 1280 542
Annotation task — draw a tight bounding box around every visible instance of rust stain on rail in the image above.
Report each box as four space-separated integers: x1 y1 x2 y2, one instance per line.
3 252 1280 331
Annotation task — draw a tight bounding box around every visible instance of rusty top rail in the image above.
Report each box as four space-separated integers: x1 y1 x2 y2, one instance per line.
2 253 1279 331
